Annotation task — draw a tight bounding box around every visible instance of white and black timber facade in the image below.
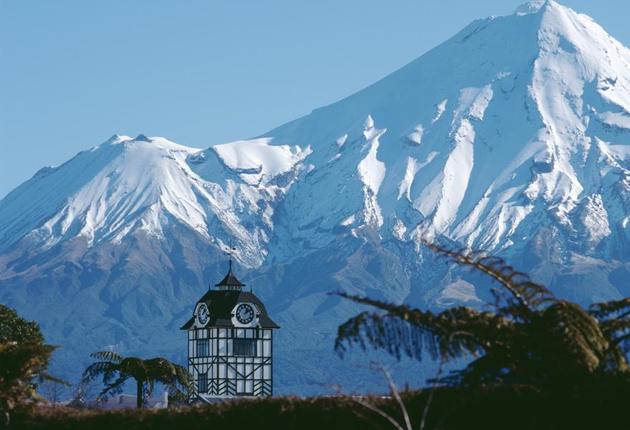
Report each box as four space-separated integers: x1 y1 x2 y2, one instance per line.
181 261 279 400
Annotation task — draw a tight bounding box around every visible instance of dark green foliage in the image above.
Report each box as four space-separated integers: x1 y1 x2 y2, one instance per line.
10 383 630 430
0 306 44 345
335 243 630 387
0 305 58 425
81 351 191 408
9 395 396 430
589 297 630 357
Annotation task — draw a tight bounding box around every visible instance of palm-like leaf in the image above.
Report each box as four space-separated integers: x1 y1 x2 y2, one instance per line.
589 298 630 367
81 351 191 408
335 292 515 362
423 242 555 314
82 359 129 401
89 350 123 363
144 357 191 397
536 301 609 373
335 293 537 386
335 242 630 388
590 298 630 319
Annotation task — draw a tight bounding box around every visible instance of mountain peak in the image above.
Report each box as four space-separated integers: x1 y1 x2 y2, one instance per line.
105 134 132 145
134 134 152 142
514 0 554 16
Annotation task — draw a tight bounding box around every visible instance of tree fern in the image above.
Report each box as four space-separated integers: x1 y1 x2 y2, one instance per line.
82 352 191 408
335 243 630 387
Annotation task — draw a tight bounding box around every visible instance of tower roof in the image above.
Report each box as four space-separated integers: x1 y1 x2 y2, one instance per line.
181 255 279 330
180 289 279 330
214 259 245 289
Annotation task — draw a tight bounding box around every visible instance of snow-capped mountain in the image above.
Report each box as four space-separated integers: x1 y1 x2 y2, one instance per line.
0 134 309 267
2 0 630 393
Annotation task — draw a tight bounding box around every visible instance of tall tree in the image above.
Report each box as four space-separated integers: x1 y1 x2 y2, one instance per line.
81 351 191 408
0 305 59 424
335 243 630 387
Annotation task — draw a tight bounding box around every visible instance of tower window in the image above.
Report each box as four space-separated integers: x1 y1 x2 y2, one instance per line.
198 373 208 393
233 339 256 357
196 339 209 357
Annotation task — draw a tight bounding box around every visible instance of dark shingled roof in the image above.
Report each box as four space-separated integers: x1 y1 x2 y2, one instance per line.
182 261 278 330
180 290 279 330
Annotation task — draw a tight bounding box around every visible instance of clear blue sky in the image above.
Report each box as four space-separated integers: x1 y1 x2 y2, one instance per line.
1 0 628 198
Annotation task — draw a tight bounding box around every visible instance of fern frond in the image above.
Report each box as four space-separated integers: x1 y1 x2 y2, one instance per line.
334 293 512 363
423 242 555 312
89 351 123 363
335 311 441 361
97 373 128 401
539 301 608 373
590 298 630 320
118 357 148 380
597 318 630 338
333 244 630 388
448 352 514 386
81 361 117 383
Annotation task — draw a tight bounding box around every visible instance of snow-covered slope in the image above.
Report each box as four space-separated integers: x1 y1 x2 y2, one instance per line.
268 0 630 262
2 0 630 394
0 134 308 266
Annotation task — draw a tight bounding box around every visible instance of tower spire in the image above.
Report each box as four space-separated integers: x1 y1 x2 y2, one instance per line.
215 245 244 290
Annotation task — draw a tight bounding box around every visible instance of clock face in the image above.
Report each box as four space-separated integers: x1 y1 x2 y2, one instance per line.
235 303 255 325
197 303 209 326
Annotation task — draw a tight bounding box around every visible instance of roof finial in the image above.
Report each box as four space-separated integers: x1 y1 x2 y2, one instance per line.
216 244 245 290
227 243 236 273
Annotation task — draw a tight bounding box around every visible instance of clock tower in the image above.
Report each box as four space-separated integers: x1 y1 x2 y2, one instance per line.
181 259 279 400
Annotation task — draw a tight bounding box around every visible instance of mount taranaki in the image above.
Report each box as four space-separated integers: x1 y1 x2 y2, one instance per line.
2 0 630 394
